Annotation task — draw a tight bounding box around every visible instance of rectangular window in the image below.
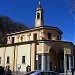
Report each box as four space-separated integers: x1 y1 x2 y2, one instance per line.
48 33 51 39
7 56 10 64
0 57 1 64
22 56 25 63
33 33 37 41
58 36 60 40
12 37 14 43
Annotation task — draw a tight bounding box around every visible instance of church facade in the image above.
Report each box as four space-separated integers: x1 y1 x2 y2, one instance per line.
0 2 75 74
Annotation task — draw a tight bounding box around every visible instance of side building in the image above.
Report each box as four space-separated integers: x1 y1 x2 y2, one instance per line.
0 2 75 74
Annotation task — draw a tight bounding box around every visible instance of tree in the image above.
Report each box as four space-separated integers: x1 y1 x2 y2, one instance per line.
12 22 28 32
0 16 28 44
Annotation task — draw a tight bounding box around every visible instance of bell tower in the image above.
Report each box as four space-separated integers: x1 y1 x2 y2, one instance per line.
35 0 44 27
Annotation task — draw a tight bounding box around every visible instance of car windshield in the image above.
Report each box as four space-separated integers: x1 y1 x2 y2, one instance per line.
25 71 36 75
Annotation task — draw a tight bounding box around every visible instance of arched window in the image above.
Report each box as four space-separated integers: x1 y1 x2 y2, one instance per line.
21 36 23 42
21 35 25 42
37 13 40 19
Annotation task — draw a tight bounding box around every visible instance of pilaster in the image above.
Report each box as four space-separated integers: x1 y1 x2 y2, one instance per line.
14 46 18 72
31 43 36 70
2 47 6 67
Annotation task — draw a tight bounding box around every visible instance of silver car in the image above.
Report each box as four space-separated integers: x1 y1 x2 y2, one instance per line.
25 70 60 75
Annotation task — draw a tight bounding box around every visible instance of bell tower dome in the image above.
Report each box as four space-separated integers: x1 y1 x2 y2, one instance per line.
35 0 44 27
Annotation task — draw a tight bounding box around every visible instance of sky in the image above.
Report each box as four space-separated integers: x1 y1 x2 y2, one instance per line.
0 0 75 44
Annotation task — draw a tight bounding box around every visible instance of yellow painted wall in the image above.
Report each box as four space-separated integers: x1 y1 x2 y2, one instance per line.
17 44 31 72
5 46 14 71
0 47 5 66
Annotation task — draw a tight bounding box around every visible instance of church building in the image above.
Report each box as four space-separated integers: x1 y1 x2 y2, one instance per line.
0 1 75 74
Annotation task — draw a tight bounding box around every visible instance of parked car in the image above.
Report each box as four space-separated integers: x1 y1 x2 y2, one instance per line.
25 70 60 75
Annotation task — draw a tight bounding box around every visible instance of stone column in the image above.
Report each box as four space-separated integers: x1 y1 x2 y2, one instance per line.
64 54 67 73
64 45 72 74
47 54 50 70
69 55 71 71
41 53 46 70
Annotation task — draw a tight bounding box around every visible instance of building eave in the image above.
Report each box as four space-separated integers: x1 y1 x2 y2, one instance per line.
7 26 63 36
